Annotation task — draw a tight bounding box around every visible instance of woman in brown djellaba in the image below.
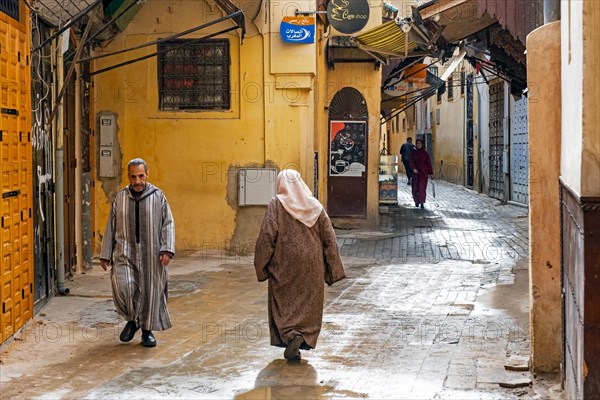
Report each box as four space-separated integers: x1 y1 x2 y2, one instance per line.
254 169 346 361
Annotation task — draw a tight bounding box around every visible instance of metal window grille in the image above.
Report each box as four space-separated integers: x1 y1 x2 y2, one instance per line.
0 0 19 21
447 74 454 100
158 39 230 111
460 71 466 96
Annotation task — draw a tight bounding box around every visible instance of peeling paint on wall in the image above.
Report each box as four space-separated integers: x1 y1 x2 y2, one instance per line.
227 162 278 256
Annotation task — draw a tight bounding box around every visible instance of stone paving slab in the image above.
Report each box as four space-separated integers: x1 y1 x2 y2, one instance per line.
0 179 563 399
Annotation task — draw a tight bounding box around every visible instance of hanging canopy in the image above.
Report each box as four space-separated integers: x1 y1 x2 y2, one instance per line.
351 20 421 64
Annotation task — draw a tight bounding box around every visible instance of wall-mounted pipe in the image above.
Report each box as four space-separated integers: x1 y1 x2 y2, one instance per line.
75 64 83 273
384 3 398 13
55 35 69 296
544 0 560 24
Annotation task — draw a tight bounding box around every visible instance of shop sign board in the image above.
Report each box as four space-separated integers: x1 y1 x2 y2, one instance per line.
327 0 370 34
281 16 315 44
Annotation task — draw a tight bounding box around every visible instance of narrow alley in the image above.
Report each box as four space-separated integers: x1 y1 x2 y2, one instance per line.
0 179 562 399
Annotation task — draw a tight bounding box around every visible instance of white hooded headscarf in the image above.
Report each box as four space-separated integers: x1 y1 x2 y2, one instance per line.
275 169 323 228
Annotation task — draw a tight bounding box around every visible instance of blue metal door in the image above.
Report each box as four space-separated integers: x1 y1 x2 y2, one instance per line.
510 97 529 204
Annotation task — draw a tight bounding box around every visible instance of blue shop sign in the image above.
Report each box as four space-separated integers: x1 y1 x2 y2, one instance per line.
281 16 315 44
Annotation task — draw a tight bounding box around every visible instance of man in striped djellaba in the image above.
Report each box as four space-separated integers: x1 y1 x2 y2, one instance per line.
100 158 175 347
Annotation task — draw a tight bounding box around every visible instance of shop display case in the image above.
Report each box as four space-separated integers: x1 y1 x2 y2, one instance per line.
379 155 398 204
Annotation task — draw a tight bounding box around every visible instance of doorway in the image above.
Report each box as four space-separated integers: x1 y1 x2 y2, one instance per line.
63 67 77 276
327 87 368 217
489 81 505 200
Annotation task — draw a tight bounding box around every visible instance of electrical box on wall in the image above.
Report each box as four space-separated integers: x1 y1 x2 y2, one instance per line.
238 168 277 206
98 112 117 177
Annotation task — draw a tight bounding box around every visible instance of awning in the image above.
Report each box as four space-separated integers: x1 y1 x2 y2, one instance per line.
381 71 443 112
326 36 380 68
418 0 497 43
351 20 420 63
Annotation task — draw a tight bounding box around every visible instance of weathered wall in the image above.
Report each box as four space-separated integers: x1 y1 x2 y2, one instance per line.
92 0 314 252
317 61 382 227
476 82 490 194
582 1 600 197
314 0 382 227
432 61 472 185
560 1 600 397
526 21 562 373
560 0 583 192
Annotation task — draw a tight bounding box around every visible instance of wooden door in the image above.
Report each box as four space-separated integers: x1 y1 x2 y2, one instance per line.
327 87 368 217
0 1 33 343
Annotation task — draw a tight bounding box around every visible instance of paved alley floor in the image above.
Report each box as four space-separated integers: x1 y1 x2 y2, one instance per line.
0 178 563 399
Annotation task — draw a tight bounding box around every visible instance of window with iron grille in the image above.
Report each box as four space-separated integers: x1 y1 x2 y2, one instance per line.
0 0 19 21
460 71 466 96
447 74 454 100
158 39 230 111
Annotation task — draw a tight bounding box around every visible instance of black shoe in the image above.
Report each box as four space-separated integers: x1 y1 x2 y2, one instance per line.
119 321 139 342
141 330 156 347
284 335 303 361
415 202 419 207
420 203 424 209
407 180 411 185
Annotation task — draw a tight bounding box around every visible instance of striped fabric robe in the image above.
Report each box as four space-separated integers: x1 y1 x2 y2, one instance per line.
101 183 175 331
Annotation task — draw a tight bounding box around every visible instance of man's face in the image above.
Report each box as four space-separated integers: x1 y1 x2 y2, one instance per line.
416 141 423 149
129 164 148 192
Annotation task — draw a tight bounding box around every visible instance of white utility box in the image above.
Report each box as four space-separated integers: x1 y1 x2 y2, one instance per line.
238 168 277 206
98 111 117 177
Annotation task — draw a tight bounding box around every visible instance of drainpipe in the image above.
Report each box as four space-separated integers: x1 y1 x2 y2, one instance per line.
463 71 467 187
81 51 93 270
75 64 83 273
55 35 70 295
543 0 560 24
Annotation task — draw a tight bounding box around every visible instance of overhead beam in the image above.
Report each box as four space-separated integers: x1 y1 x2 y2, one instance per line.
419 0 472 20
32 0 103 52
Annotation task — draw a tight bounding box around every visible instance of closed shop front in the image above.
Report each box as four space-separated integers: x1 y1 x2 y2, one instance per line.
0 1 33 343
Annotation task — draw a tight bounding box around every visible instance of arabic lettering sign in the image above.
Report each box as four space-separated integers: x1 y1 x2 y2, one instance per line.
281 16 315 44
327 0 370 34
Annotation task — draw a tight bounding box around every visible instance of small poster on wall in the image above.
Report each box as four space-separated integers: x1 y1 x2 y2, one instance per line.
329 120 367 177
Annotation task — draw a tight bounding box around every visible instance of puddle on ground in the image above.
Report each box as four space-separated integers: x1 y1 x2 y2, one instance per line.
476 268 529 321
234 385 334 399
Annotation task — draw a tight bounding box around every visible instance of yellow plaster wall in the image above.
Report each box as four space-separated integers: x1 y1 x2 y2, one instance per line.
432 63 471 185
92 0 385 250
314 23 328 203
313 0 382 226
92 1 268 251
527 21 562 373
319 62 381 225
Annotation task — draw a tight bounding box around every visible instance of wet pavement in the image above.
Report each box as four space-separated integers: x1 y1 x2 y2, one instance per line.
0 177 563 399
